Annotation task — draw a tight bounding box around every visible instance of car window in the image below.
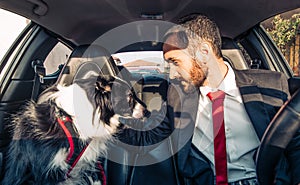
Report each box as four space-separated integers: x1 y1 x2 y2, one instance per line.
43 42 72 75
262 8 300 76
0 9 29 60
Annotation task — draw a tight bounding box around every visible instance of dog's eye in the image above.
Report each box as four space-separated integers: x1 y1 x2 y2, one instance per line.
127 93 133 102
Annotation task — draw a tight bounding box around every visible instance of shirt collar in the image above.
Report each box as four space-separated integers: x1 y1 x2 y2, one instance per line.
200 62 239 97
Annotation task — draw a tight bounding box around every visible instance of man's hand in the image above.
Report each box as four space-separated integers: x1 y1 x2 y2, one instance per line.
132 103 145 118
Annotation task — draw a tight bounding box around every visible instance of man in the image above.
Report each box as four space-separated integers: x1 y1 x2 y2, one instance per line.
117 14 300 185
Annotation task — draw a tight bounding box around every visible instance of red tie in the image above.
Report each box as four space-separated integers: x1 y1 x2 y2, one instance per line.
207 90 228 185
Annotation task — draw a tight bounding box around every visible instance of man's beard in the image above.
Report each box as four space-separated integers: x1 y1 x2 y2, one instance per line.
182 60 207 93
190 60 207 87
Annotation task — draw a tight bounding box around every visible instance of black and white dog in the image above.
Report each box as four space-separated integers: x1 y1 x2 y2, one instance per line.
2 74 145 185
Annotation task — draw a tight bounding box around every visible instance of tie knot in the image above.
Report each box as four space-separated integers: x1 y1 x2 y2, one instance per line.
207 90 225 101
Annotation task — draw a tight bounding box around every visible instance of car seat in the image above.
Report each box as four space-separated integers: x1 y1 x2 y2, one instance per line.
56 44 118 86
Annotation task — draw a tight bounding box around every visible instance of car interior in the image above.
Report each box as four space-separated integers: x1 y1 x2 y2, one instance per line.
0 29 299 185
0 0 300 184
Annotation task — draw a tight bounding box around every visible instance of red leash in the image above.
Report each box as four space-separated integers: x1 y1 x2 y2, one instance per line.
98 161 107 185
56 116 74 162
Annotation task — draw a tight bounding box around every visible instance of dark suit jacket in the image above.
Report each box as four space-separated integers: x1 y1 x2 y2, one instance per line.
119 69 299 185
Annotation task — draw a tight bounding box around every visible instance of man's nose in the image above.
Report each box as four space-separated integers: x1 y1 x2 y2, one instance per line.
169 64 179 79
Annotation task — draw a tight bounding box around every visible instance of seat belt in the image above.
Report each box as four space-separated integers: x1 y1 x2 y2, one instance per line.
31 60 45 101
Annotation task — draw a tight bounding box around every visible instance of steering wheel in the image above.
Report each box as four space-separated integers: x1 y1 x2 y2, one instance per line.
256 89 300 185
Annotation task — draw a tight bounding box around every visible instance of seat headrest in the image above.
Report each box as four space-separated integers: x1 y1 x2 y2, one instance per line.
222 37 240 49
221 37 249 70
57 44 117 86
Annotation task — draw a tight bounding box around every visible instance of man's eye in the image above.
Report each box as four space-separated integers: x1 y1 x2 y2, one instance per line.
166 59 179 66
173 61 179 66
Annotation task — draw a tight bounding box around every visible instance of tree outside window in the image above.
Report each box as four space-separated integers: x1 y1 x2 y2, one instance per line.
263 9 300 76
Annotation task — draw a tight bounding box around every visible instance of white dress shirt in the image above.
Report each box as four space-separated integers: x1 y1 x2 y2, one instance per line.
192 64 260 183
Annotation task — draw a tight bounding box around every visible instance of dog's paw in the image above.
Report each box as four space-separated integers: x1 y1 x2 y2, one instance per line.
132 103 145 119
105 114 121 134
110 114 120 126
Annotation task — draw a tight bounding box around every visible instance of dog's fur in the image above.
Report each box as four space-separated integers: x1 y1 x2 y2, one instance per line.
2 75 143 185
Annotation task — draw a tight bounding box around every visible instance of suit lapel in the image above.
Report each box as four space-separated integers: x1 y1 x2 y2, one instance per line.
173 84 199 150
234 70 270 140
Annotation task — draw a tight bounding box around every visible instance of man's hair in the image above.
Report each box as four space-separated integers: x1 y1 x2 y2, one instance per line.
163 14 222 59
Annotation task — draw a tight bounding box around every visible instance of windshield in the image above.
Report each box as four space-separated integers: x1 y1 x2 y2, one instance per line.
112 51 169 75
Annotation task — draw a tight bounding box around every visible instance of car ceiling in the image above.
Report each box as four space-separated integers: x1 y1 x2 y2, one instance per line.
0 0 299 46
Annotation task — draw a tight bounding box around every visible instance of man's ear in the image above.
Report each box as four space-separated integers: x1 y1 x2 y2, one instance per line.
199 42 210 55
196 42 210 62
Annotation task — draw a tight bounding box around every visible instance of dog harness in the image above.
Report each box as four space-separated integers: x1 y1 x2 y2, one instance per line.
56 113 107 185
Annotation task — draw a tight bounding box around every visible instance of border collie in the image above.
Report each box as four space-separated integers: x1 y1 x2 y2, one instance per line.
2 74 144 185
